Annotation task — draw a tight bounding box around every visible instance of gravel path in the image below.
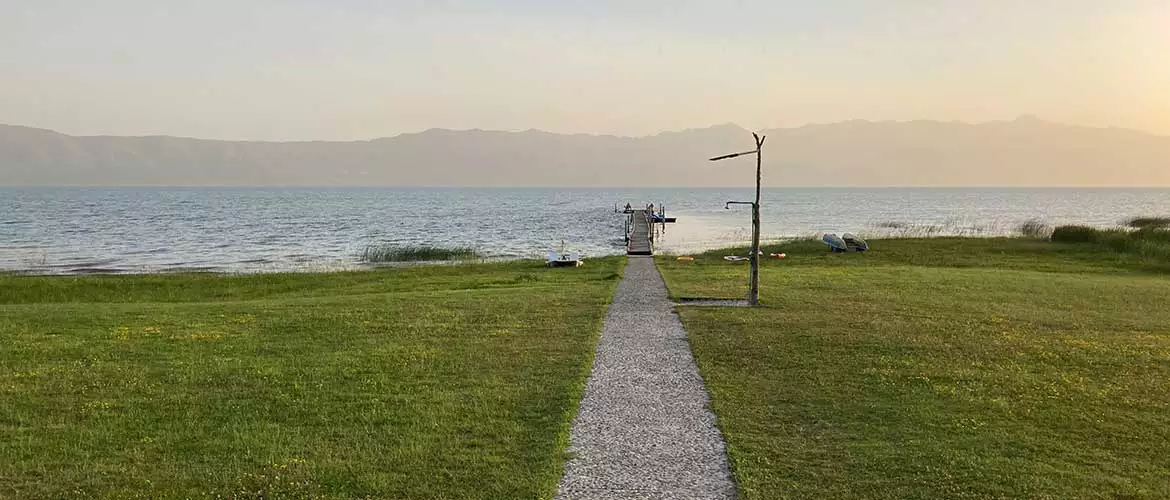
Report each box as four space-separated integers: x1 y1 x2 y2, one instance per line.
556 256 736 499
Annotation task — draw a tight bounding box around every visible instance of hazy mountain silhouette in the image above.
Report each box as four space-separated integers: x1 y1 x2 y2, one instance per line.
2 118 1168 186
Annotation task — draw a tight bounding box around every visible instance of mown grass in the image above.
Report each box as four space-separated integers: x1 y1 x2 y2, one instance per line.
657 238 1170 499
0 258 623 499
360 244 480 262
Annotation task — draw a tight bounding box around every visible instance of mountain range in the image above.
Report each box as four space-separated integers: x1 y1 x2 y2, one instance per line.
2 117 1168 187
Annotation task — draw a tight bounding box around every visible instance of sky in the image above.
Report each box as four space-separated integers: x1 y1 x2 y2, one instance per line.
2 0 1168 141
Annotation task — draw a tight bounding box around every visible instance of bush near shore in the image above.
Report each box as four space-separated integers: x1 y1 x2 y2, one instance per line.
1052 221 1170 261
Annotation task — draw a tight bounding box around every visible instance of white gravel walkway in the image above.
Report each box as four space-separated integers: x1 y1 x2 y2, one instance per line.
556 256 736 499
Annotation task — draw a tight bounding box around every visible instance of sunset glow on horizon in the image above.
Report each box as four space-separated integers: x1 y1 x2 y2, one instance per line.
3 0 1168 141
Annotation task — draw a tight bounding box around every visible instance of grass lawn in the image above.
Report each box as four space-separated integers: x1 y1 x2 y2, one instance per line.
658 238 1170 499
0 258 622 499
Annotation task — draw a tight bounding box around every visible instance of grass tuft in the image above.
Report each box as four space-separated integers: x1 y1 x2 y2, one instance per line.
1017 219 1052 239
360 244 480 262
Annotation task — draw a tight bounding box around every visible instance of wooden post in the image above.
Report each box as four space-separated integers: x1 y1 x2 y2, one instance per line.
709 133 767 306
748 133 765 306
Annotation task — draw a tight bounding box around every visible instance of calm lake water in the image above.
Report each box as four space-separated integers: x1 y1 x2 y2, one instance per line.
2 187 1168 274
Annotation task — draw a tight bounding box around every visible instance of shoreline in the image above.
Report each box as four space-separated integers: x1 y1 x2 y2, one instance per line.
5 226 1167 276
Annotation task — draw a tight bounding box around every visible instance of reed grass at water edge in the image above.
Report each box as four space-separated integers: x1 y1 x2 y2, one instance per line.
360 244 481 262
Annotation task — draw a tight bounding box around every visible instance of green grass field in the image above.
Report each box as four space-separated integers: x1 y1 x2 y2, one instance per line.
0 259 622 499
658 238 1170 499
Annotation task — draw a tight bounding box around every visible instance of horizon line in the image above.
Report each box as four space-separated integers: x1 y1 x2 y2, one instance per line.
4 115 1167 143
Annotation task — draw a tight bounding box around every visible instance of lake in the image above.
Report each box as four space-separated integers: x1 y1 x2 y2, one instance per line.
2 187 1167 274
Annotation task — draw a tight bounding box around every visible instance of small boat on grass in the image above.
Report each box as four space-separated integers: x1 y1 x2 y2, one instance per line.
824 233 870 252
547 251 583 267
823 233 848 252
843 233 869 251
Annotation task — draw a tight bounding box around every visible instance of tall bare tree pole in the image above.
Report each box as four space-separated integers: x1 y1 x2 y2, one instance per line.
710 132 766 305
749 132 764 305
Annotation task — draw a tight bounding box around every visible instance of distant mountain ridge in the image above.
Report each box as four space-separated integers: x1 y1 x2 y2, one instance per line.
2 118 1168 186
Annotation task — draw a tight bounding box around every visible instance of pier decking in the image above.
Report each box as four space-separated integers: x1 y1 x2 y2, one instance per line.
626 209 653 255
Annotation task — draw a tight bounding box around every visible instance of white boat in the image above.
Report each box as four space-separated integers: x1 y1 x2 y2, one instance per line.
547 251 583 267
842 233 869 251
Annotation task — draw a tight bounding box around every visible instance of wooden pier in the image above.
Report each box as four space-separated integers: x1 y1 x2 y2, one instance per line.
627 209 653 255
618 203 675 256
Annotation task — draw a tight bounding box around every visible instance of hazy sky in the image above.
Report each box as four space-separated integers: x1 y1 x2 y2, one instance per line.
2 0 1168 140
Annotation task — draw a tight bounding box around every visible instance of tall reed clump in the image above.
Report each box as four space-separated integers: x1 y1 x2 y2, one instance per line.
1052 221 1170 261
360 244 480 263
1018 219 1053 239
